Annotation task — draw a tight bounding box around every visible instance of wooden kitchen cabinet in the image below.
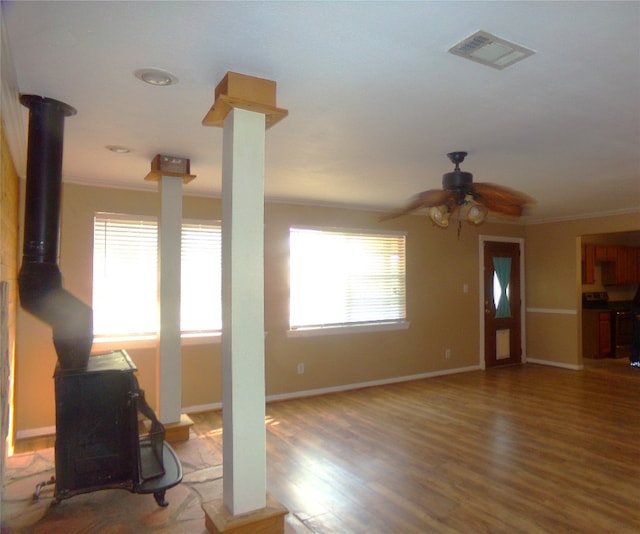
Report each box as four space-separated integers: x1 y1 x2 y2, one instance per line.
595 246 617 262
581 244 595 284
598 312 611 357
583 310 611 358
602 246 639 285
583 244 640 286
626 247 638 282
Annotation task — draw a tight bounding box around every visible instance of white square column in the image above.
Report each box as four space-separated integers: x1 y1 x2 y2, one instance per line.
221 107 267 515
201 72 288 530
157 174 183 424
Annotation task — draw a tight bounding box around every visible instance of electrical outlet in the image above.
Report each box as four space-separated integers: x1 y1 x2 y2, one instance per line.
445 349 451 359
297 363 305 375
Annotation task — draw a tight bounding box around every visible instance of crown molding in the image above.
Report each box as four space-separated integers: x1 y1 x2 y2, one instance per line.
525 206 640 225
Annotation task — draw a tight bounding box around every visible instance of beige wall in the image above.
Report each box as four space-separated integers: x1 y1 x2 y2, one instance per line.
15 181 525 433
12 176 640 434
15 183 222 431
524 214 640 368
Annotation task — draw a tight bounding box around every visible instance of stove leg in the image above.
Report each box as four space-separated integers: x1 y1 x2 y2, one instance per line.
154 490 168 507
33 476 56 501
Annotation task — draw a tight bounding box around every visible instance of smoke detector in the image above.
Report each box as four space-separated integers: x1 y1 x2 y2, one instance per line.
449 31 535 70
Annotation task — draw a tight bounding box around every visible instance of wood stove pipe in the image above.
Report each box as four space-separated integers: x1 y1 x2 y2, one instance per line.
18 95 93 370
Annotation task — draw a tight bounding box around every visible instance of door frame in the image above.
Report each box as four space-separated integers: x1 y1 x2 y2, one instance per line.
478 235 527 369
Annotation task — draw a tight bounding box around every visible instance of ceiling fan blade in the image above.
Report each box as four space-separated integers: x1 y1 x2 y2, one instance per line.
469 182 533 216
379 189 458 221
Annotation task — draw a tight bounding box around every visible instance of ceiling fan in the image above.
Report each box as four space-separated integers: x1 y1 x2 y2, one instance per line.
380 151 532 227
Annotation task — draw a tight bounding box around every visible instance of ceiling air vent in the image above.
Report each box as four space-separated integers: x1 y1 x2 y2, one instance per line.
449 30 535 70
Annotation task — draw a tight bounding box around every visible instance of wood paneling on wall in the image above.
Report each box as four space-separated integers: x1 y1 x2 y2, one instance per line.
1 122 20 455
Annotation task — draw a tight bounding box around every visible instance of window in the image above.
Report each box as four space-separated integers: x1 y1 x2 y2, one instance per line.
289 227 406 332
93 213 221 339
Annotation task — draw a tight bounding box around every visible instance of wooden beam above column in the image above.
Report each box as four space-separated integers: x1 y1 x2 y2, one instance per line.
144 154 196 183
202 72 288 129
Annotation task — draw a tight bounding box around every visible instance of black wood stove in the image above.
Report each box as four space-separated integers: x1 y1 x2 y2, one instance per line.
19 95 182 506
51 350 182 506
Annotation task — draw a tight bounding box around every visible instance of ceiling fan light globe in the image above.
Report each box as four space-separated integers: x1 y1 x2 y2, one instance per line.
429 206 450 228
467 204 488 224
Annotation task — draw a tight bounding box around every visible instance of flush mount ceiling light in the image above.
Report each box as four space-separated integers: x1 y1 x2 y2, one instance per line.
105 145 132 154
449 30 535 70
134 68 178 86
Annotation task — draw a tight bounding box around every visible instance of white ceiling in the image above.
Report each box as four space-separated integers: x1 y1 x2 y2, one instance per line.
2 1 639 223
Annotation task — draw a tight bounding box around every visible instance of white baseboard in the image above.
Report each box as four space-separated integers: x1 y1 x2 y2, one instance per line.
527 358 583 370
183 366 481 413
262 365 481 404
16 365 483 437
182 401 222 414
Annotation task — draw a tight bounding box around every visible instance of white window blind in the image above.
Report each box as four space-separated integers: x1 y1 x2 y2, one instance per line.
289 227 406 330
180 221 222 334
93 213 221 338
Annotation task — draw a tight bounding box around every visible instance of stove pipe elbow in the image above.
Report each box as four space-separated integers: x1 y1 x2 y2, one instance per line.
18 95 93 370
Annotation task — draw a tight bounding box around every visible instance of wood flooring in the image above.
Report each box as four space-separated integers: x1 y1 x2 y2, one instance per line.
191 361 640 533
14 360 640 533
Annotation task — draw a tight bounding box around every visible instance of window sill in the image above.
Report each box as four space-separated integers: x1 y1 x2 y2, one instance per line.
92 332 221 352
287 320 410 338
